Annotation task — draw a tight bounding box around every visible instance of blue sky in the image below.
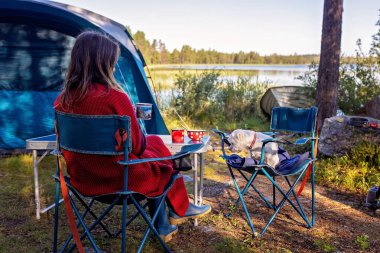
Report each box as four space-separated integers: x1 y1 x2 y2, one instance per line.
56 0 379 56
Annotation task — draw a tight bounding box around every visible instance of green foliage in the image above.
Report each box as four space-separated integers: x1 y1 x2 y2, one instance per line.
171 71 220 125
315 142 380 193
297 44 380 114
314 239 336 253
338 41 380 114
355 234 371 251
296 62 318 99
169 70 270 130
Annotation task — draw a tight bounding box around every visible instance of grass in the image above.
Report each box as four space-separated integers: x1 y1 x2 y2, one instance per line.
214 237 257 253
313 238 336 253
356 234 371 251
315 142 380 194
0 155 183 252
0 140 379 252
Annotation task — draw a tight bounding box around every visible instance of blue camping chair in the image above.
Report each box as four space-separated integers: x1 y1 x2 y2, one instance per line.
213 107 318 236
53 111 203 253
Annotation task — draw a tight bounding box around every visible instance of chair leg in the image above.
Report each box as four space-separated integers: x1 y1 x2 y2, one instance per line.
129 195 171 253
260 169 312 236
61 200 95 252
121 195 128 253
272 176 276 209
65 197 120 253
114 201 149 238
272 174 311 227
69 196 102 253
53 179 60 253
312 163 316 226
234 170 258 208
69 192 113 236
236 170 275 210
284 177 310 226
227 165 256 235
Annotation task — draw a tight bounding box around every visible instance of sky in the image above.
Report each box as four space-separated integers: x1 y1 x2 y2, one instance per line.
55 0 379 56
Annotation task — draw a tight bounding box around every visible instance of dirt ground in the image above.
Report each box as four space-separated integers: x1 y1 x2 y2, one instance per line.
0 152 379 253
166 152 380 253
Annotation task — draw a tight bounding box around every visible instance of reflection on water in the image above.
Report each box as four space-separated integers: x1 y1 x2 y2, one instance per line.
149 65 309 107
150 65 308 88
159 64 309 72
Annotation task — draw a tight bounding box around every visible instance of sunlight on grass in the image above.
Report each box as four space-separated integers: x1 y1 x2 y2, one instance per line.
20 154 33 166
315 142 380 193
20 184 33 197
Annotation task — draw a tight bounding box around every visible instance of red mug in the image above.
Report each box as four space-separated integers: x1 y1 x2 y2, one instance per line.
171 129 184 143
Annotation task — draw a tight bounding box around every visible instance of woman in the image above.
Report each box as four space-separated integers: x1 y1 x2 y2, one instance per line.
54 31 211 241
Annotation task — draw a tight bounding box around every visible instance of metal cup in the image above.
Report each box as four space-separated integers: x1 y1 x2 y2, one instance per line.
136 103 152 120
171 129 185 143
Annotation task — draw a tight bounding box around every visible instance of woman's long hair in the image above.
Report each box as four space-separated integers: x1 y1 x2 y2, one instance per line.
59 31 123 109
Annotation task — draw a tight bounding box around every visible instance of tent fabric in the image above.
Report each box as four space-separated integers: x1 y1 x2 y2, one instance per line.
0 0 169 150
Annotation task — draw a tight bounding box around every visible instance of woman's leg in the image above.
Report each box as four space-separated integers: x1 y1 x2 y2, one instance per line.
166 176 190 216
166 176 211 225
145 135 211 221
148 198 177 242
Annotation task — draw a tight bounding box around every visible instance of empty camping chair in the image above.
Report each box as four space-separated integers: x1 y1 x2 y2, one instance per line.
53 111 203 253
213 107 318 236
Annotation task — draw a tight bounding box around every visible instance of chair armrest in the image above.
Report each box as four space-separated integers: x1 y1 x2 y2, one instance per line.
253 164 272 170
262 137 318 146
213 129 231 158
262 138 292 145
117 143 204 166
294 137 318 145
261 131 278 137
213 129 231 144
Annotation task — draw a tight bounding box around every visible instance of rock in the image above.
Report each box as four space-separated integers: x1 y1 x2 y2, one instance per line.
319 115 380 157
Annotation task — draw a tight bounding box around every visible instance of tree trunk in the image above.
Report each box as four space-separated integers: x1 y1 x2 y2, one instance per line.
316 0 343 130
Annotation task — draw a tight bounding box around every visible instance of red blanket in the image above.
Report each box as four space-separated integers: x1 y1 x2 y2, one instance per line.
54 83 189 216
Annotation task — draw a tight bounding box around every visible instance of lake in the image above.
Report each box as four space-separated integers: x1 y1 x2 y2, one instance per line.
149 64 310 88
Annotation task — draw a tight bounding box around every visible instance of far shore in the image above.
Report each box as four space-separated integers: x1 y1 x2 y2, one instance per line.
148 63 312 69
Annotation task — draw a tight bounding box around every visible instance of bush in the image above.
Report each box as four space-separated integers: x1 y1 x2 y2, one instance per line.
169 70 271 130
171 71 221 125
297 46 380 115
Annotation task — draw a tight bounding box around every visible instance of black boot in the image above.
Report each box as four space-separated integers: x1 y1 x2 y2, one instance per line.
148 198 178 242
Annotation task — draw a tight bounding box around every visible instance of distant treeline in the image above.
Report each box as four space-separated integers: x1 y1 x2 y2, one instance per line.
129 28 320 65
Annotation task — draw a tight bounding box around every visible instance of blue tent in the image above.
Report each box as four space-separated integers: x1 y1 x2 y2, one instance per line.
0 0 169 150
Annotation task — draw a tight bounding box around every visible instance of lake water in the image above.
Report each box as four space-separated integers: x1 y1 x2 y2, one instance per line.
149 64 310 88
